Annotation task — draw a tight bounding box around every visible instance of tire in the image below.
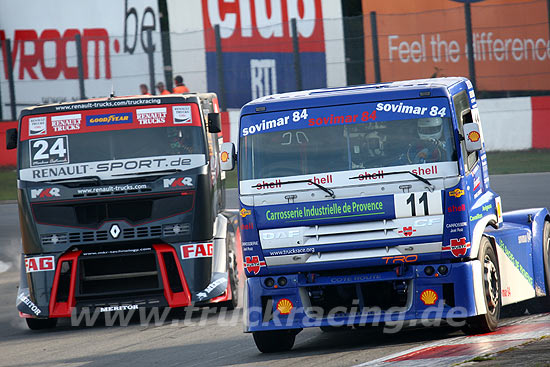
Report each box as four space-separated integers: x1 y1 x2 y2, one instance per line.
527 221 550 314
26 317 58 330
463 237 501 334
252 330 297 353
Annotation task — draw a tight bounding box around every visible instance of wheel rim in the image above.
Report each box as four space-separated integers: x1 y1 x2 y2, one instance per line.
484 254 499 314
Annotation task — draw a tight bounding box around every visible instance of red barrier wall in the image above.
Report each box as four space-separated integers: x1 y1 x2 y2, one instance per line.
0 121 17 167
532 96 550 149
220 111 231 143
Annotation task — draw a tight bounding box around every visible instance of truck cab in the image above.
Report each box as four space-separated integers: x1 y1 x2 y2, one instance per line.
8 93 239 329
221 77 550 352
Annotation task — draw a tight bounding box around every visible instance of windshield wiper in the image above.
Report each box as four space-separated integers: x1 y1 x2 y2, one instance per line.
112 169 183 177
44 175 102 185
253 179 335 199
349 170 434 191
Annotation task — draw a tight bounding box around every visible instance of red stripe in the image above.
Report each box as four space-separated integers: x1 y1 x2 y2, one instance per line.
532 96 550 149
221 111 231 142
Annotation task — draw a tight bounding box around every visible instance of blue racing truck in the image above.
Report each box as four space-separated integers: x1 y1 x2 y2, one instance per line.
220 77 550 352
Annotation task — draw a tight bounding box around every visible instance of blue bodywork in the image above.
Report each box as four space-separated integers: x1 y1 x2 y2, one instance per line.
237 77 549 332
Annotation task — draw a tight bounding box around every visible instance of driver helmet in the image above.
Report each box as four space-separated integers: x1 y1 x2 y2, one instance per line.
417 117 443 140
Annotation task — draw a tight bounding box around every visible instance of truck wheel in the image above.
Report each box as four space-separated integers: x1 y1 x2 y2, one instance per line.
252 330 296 353
527 221 550 314
26 317 57 330
463 237 501 334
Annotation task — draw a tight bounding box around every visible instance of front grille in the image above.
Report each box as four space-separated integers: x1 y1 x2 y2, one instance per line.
42 224 173 246
123 226 162 239
40 233 68 245
32 193 194 228
163 223 191 236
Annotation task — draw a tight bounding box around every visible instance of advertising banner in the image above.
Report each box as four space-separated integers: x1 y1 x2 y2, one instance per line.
0 0 165 117
362 0 550 90
201 0 328 108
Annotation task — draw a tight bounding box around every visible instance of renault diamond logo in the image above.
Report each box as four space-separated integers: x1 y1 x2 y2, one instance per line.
110 224 121 239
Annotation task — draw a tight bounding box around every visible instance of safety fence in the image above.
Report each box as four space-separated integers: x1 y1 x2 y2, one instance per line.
1 0 549 120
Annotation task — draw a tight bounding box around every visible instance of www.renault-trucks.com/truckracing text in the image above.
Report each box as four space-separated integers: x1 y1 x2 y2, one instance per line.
220 77 550 353
6 93 240 330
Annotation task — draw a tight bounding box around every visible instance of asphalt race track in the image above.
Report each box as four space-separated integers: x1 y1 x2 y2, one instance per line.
0 173 549 367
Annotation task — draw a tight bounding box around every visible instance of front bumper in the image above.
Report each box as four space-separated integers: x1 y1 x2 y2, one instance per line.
17 243 230 318
244 261 479 332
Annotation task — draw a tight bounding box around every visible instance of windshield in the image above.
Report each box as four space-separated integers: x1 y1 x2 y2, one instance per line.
239 98 457 181
18 103 207 181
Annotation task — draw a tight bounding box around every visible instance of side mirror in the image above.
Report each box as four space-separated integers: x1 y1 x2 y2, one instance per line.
220 142 236 171
6 128 17 150
208 112 222 133
463 123 482 152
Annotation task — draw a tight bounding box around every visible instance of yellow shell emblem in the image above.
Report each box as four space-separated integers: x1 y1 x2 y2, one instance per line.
420 289 438 305
276 298 293 315
221 151 229 163
240 208 251 218
468 131 480 143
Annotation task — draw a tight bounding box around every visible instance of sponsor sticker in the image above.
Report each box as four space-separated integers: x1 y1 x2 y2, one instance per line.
276 299 293 315
518 233 531 244
163 177 193 188
442 237 471 257
397 226 416 236
21 154 206 181
181 243 213 259
196 276 227 301
449 188 464 198
241 222 253 230
17 293 42 315
240 208 251 218
86 112 133 126
25 256 55 273
136 107 167 125
468 130 480 143
51 113 81 132
29 136 70 167
382 254 418 264
173 106 192 124
100 305 139 312
30 187 60 199
447 204 465 212
28 116 47 136
221 151 229 163
420 289 438 305
244 255 266 275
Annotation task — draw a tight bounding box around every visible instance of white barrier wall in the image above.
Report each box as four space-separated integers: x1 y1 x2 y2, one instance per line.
477 97 532 151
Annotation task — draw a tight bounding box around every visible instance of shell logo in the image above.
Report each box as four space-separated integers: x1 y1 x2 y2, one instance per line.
240 208 251 218
420 289 439 305
276 298 293 315
468 131 480 143
221 151 229 163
